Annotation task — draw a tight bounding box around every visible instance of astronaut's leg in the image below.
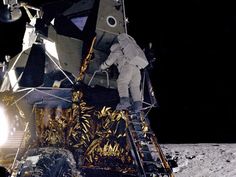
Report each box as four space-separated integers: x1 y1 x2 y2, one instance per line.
116 65 133 110
130 66 142 115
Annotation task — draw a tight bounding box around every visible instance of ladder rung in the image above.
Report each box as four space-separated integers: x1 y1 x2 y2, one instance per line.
131 130 154 134
128 121 143 125
144 171 168 175
142 160 160 164
141 150 158 153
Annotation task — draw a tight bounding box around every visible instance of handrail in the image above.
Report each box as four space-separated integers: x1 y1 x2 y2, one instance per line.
88 70 110 88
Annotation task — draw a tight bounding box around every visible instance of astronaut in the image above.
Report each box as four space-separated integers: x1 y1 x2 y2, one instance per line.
100 33 148 115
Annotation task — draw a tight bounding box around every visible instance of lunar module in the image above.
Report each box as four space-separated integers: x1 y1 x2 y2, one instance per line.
0 0 175 176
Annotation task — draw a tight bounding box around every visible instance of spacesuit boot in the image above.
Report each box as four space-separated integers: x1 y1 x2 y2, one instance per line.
116 97 131 110
131 101 143 120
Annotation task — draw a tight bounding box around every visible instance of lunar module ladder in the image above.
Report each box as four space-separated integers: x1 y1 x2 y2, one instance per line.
126 113 174 177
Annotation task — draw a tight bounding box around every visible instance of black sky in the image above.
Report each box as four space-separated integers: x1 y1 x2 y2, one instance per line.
1 1 236 143
126 1 236 143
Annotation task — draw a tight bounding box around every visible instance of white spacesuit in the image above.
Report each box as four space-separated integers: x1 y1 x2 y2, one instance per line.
100 33 148 114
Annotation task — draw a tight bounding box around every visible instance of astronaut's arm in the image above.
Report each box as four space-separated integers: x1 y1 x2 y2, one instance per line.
100 52 118 70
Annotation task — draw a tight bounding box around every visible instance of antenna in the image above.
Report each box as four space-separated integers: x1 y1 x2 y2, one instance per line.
0 0 41 23
0 0 22 23
122 0 128 34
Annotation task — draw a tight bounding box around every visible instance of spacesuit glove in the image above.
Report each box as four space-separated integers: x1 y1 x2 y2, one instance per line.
99 64 106 72
97 67 103 72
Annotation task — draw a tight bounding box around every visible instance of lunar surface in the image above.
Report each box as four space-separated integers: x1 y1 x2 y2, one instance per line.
161 144 236 177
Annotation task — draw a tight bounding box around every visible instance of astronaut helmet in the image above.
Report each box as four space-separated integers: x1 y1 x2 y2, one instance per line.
117 33 128 41
117 33 136 45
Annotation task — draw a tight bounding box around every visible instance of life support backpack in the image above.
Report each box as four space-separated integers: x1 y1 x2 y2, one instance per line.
117 33 149 69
